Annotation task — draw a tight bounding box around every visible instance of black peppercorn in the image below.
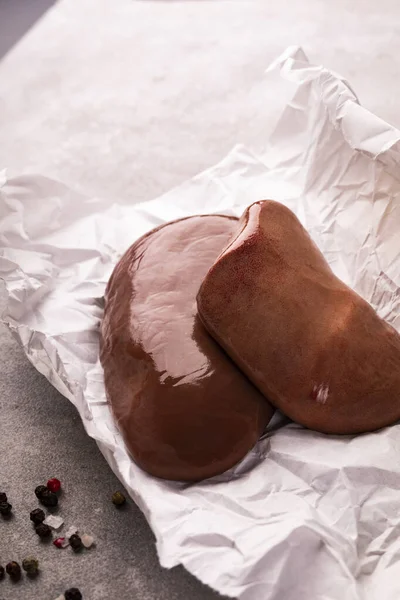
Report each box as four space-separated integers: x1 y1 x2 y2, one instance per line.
65 588 83 600
0 565 4 580
112 491 126 506
30 508 46 525
69 534 83 552
40 489 58 508
35 523 52 538
35 485 48 499
0 492 7 503
0 502 12 517
22 557 39 577
6 561 21 581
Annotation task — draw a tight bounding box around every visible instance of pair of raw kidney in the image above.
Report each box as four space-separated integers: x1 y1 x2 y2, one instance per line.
100 200 400 481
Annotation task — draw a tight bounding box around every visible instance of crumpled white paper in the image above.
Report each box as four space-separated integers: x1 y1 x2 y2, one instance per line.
1 46 400 600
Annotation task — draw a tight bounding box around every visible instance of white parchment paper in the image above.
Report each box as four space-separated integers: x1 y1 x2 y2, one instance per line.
1 47 400 600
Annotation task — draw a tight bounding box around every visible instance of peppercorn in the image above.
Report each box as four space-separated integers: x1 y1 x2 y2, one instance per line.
30 507 46 525
81 533 94 549
0 565 4 580
65 588 82 600
112 491 126 506
40 489 58 508
22 557 39 577
35 485 48 500
35 523 52 538
69 534 83 552
6 561 21 581
47 477 61 493
0 502 12 517
0 492 7 503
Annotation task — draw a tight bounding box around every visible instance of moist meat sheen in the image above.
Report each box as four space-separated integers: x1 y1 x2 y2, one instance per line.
100 215 273 481
197 200 400 435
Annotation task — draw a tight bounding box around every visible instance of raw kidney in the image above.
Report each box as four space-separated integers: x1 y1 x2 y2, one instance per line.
197 200 400 435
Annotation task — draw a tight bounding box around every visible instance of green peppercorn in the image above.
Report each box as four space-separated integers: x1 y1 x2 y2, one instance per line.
112 491 126 506
0 565 4 580
69 534 83 552
30 508 46 525
6 561 21 581
65 588 82 600
22 557 39 577
0 492 7 503
35 523 52 538
35 485 48 499
0 502 12 517
40 490 58 508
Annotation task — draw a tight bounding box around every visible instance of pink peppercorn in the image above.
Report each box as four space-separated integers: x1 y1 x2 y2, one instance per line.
47 478 61 493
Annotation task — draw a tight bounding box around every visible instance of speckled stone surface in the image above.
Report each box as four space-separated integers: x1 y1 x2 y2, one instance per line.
1 0 400 598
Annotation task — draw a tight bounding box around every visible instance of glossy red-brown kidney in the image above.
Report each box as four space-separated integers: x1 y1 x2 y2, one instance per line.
197 200 400 435
100 215 273 481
